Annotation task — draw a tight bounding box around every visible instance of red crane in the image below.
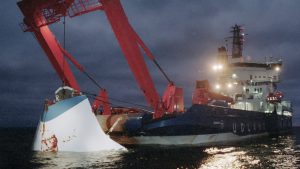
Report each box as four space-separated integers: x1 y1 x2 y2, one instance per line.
17 0 184 119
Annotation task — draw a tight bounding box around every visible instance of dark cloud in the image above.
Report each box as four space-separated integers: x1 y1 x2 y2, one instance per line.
0 0 299 127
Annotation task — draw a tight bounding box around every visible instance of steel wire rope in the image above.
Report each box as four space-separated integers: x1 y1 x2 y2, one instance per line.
82 91 152 110
84 94 152 114
62 4 67 87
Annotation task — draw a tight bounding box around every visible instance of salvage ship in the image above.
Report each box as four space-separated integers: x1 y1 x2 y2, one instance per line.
17 0 293 150
100 25 293 146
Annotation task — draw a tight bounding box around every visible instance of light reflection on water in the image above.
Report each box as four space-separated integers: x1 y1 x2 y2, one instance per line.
201 147 259 169
200 135 300 169
29 135 300 169
3 128 299 168
262 135 300 169
31 150 126 168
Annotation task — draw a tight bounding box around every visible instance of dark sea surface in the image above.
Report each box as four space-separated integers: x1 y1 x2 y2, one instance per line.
0 127 300 169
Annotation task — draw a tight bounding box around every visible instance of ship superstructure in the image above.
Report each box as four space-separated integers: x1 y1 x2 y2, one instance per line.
211 25 292 130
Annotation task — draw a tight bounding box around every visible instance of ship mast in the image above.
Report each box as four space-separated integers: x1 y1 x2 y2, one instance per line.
231 25 245 62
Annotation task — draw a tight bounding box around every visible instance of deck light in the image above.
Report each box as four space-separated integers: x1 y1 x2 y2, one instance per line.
227 83 232 88
213 64 223 71
218 64 223 70
215 84 221 90
213 65 218 71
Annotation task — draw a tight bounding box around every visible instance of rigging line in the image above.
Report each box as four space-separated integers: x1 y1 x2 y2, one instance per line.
85 92 151 109
57 15 103 89
85 94 149 111
82 71 104 90
58 38 104 90
133 28 173 83
63 15 66 54
82 91 152 109
153 59 172 84
62 12 66 86
87 96 152 113
85 95 128 108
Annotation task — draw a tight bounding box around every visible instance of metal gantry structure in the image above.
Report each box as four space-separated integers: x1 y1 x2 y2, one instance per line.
17 0 184 118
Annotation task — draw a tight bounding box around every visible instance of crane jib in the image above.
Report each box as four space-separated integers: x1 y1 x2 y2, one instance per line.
17 0 184 118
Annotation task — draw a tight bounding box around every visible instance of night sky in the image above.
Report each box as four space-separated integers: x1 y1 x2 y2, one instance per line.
0 0 299 127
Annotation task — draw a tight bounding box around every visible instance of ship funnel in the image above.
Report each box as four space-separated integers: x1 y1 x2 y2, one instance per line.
32 87 125 152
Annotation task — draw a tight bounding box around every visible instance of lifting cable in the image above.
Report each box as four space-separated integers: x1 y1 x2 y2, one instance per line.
82 71 104 90
82 91 152 109
60 7 104 90
135 30 173 84
85 94 152 113
60 20 145 108
62 14 66 86
59 6 171 106
84 94 131 110
152 59 172 84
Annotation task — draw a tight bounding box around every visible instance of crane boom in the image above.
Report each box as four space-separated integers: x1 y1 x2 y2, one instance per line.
18 0 184 118
100 0 161 113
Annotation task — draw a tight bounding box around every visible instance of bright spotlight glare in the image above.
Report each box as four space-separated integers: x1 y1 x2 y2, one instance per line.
227 83 232 88
275 66 280 72
232 74 237 78
215 84 220 90
218 65 223 70
212 64 223 71
213 65 218 71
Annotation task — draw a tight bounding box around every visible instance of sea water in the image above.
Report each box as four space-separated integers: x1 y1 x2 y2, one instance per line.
1 127 300 168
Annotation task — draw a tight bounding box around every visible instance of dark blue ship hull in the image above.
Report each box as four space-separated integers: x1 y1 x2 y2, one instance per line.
115 104 292 145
